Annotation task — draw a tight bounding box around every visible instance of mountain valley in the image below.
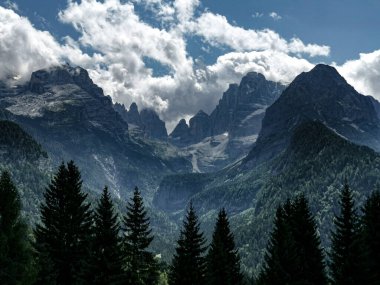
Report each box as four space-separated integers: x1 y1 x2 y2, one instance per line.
2 63 380 274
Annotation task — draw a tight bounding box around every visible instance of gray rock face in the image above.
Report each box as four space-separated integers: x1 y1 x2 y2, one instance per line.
210 83 239 136
247 64 380 164
140 108 168 140
170 72 284 146
188 110 211 143
29 65 103 97
113 102 168 140
170 119 191 146
127 102 142 126
0 65 189 198
227 72 284 138
168 72 285 172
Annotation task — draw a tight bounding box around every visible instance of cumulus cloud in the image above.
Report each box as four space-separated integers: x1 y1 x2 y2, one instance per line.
337 50 380 100
7 0 380 132
191 12 330 57
0 6 91 81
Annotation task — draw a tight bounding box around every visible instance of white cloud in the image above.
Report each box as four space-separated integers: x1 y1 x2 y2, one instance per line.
12 0 380 133
191 12 330 57
337 50 380 99
0 6 90 81
269 12 282 20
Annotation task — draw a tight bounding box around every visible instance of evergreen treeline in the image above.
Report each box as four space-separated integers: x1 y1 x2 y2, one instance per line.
1 162 380 284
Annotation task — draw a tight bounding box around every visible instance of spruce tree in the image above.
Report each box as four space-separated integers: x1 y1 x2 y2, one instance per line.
257 201 298 285
206 208 243 285
169 202 207 285
258 195 326 285
329 183 364 285
290 194 327 285
34 161 93 285
361 190 380 285
122 187 158 285
90 187 125 285
0 171 34 285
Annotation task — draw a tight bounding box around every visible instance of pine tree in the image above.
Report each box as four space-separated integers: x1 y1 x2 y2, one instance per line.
361 190 380 285
123 187 158 285
206 208 243 285
258 195 326 285
90 187 125 285
329 183 365 285
257 200 299 285
0 171 34 285
169 202 207 285
290 194 327 285
34 161 93 285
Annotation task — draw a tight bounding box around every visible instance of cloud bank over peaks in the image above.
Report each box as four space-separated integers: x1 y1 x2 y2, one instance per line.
0 0 380 131
0 6 91 81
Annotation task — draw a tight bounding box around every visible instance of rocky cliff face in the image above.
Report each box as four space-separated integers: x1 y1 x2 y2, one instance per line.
188 110 211 142
0 65 189 199
169 72 285 172
247 64 380 165
127 102 142 126
170 72 284 146
114 102 168 140
140 109 168 140
170 119 191 146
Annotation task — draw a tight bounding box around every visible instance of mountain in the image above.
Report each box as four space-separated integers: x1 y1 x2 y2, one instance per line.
0 120 50 220
247 64 380 165
114 102 168 140
155 120 380 272
0 65 190 200
169 72 285 172
154 65 380 272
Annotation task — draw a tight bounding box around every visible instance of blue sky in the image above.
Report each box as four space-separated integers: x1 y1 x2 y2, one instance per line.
0 0 380 129
5 0 380 64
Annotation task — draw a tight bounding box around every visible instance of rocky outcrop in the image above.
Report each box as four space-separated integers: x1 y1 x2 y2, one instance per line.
170 119 191 146
188 110 211 143
170 72 285 146
114 101 168 140
210 83 238 136
140 108 168 140
29 65 103 97
247 64 380 164
0 65 189 198
127 102 142 126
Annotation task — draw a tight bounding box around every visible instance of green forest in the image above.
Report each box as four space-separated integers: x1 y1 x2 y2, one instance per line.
1 161 379 285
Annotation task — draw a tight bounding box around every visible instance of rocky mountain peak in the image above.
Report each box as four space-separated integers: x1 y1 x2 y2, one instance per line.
194 109 209 118
28 65 103 96
290 64 348 92
127 102 142 126
129 102 139 113
169 119 191 146
189 110 211 142
140 108 168 140
246 64 380 165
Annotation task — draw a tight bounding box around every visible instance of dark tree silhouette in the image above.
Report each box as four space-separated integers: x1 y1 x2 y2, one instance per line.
361 190 380 285
34 161 93 285
90 187 125 285
258 195 327 285
329 183 365 285
123 187 158 285
169 202 207 285
0 171 34 285
206 208 243 285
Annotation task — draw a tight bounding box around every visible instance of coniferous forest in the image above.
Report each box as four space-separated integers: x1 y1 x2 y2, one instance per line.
1 161 380 285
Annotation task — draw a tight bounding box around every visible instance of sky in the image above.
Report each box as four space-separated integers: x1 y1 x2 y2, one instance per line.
1 0 380 131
